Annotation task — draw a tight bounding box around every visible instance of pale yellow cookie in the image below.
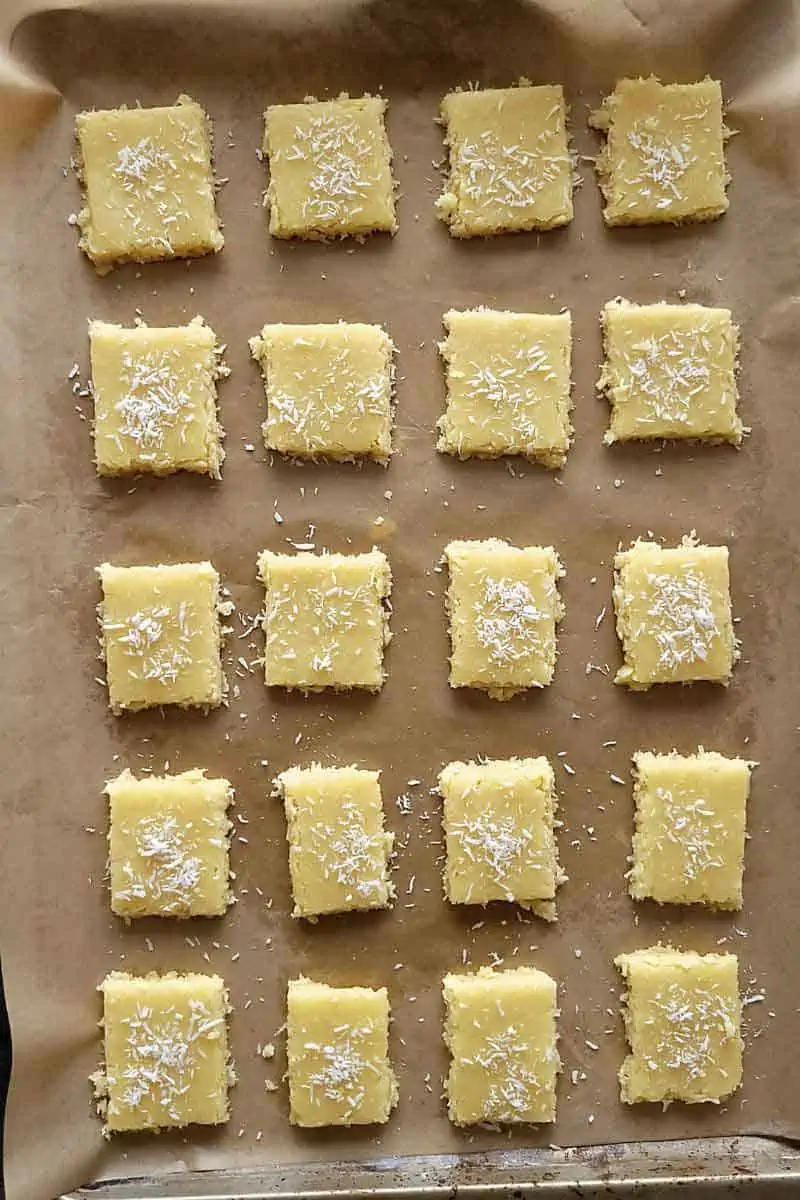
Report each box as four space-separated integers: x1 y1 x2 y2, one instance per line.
439 757 563 918
76 96 223 271
257 550 391 691
600 301 741 444
437 84 572 236
438 308 572 466
250 322 393 461
276 765 393 918
590 77 728 227
615 947 742 1105
287 978 397 1126
264 95 395 238
613 537 736 689
443 966 559 1124
629 751 753 910
445 539 564 699
106 769 232 919
98 561 225 713
90 318 225 476
98 971 231 1132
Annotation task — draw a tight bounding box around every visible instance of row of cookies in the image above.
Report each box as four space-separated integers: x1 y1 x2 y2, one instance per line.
75 78 730 271
97 535 736 712
107 752 754 923
97 948 743 1133
84 300 742 478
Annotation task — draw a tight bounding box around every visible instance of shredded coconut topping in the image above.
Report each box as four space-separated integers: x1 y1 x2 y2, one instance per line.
474 576 547 666
644 568 719 671
467 1024 553 1122
449 808 542 901
655 785 726 880
645 982 738 1081
302 1024 378 1114
463 342 557 448
305 800 387 902
114 138 179 198
620 330 712 424
454 126 568 212
625 125 698 209
282 113 380 228
107 602 195 686
113 349 196 456
110 997 224 1123
268 344 387 452
115 814 208 914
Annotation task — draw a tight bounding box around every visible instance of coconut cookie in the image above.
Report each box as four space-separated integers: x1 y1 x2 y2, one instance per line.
629 751 754 910
443 966 559 1124
590 77 728 227
438 757 563 918
438 308 572 466
613 537 736 689
90 318 226 476
76 95 223 271
615 947 742 1105
276 765 393 918
444 539 564 699
263 95 395 238
257 550 391 691
106 769 232 919
98 561 225 713
599 301 741 444
97 971 232 1132
437 84 572 236
286 978 397 1126
250 322 393 462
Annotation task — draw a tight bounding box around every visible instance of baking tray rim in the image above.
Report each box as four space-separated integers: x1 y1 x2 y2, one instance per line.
65 1134 800 1197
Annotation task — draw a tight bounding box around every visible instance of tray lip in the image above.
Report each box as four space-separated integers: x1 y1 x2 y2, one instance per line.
64 1134 800 1198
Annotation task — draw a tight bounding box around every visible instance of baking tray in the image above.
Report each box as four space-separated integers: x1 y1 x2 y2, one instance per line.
65 1138 800 1198
3 1 800 1198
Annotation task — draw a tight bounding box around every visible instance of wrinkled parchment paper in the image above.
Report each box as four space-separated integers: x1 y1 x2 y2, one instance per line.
2 2 800 1198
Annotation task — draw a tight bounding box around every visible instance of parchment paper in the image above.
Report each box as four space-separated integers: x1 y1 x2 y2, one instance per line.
2 2 800 1198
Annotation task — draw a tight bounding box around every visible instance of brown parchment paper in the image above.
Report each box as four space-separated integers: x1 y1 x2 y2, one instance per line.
2 2 800 1198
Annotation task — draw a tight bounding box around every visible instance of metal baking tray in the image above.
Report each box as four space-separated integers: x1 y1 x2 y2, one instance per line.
70 1138 800 1198
4 2 800 1198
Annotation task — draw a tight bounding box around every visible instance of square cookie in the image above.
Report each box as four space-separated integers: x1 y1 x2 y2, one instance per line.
287 978 397 1126
250 322 394 462
438 308 572 467
445 539 564 699
276 765 393 918
599 301 741 444
76 95 223 272
589 77 728 227
257 550 391 691
443 966 559 1125
106 768 232 919
437 84 572 236
264 95 396 238
439 757 562 918
99 971 231 1132
98 561 224 713
613 537 736 689
615 947 742 1105
630 751 753 910
90 317 226 476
